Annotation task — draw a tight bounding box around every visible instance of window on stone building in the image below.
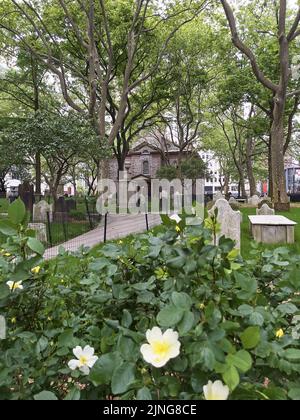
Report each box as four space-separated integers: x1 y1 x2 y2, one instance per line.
143 160 150 175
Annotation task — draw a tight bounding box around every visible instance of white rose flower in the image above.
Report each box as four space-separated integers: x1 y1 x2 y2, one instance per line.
140 326 180 368
170 214 181 224
68 345 98 375
203 380 230 400
6 281 23 291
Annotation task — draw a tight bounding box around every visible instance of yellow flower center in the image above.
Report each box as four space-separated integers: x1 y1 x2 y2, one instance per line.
79 355 88 366
152 341 171 357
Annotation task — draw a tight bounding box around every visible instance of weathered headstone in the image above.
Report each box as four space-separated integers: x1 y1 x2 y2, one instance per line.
28 223 47 243
33 200 53 222
18 181 34 214
256 203 275 216
208 198 241 249
55 196 66 212
248 194 260 207
229 196 237 204
54 196 68 221
65 198 76 213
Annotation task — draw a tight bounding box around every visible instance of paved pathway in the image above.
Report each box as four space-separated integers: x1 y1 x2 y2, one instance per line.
44 213 161 259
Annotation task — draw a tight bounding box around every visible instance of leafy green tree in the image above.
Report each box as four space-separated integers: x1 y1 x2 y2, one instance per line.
8 111 103 203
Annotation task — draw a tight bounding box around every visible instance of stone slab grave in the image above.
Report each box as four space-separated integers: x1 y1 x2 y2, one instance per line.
248 194 260 207
256 203 275 216
208 198 241 249
33 200 53 222
28 223 47 243
248 215 297 244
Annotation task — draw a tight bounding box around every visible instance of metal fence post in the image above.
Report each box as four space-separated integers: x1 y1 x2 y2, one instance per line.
85 196 93 229
145 213 149 231
62 214 68 242
46 211 53 247
104 212 108 243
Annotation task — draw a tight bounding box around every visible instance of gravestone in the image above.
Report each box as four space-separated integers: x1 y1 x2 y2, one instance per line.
54 196 68 222
18 181 34 214
229 196 237 204
33 200 53 222
65 198 76 213
28 223 47 243
256 203 275 216
208 198 241 249
248 194 260 207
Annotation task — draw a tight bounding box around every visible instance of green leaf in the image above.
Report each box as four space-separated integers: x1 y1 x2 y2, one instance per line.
34 391 58 400
8 198 26 225
249 312 264 326
111 362 135 395
0 220 17 236
157 304 184 327
240 326 260 350
285 349 300 360
64 387 81 400
200 347 216 370
136 387 152 400
90 352 122 386
57 329 77 348
171 292 192 309
226 350 252 373
177 311 194 335
277 303 298 315
27 237 45 256
288 388 300 400
121 309 133 328
222 365 239 391
36 336 49 354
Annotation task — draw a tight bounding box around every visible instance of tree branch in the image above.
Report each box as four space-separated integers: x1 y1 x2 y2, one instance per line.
221 0 278 92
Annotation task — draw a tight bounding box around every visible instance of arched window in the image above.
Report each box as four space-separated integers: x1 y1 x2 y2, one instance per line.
143 160 149 175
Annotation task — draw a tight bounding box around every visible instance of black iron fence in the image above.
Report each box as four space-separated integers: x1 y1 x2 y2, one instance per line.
33 196 101 248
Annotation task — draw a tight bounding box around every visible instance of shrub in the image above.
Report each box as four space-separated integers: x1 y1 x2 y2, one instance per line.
0 200 300 400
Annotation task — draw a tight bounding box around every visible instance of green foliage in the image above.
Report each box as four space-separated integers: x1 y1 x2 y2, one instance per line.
0 200 300 400
157 157 207 180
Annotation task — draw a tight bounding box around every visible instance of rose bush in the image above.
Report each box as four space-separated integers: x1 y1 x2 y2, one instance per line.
0 200 300 400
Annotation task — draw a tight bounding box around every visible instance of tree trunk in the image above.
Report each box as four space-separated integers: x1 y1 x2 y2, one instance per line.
35 152 42 196
268 136 273 198
246 137 257 196
271 94 290 211
224 175 229 195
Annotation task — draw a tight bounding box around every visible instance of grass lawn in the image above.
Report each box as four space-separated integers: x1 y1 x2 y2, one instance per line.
48 221 91 246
